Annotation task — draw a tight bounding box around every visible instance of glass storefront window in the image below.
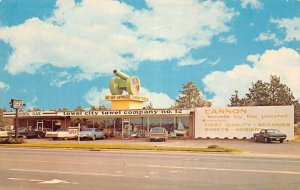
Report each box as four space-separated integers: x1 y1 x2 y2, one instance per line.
176 117 189 129
105 118 122 137
161 117 175 133
130 117 147 137
148 117 160 128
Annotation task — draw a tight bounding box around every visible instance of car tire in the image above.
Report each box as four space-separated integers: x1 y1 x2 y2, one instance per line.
264 137 270 143
280 140 283 143
254 136 258 142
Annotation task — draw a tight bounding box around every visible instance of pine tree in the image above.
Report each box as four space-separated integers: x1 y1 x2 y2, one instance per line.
229 75 296 106
174 82 211 108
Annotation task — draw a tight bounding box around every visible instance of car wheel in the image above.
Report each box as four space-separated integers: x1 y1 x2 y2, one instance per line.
280 140 283 143
264 137 270 143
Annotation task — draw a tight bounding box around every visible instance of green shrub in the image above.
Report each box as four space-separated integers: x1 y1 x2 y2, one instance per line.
207 145 220 149
0 137 26 144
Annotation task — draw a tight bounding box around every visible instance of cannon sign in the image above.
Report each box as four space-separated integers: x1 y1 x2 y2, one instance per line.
110 70 141 95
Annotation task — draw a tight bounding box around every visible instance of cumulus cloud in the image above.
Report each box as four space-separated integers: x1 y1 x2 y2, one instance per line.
139 87 174 108
241 0 263 9
219 35 237 44
203 47 300 106
0 81 9 90
84 87 174 109
271 17 300 42
0 0 237 85
84 87 110 108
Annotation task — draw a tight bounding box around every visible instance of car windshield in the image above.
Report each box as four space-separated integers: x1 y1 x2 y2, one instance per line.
267 129 281 134
151 127 164 133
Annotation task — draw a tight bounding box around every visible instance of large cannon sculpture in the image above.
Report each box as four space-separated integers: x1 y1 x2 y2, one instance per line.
110 70 140 95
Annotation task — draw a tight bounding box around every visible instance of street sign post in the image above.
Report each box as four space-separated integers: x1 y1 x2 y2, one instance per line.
9 99 26 138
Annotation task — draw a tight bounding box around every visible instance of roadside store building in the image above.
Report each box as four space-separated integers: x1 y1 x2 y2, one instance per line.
3 108 194 138
3 106 295 140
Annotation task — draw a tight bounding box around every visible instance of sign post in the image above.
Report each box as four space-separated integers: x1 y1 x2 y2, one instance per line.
78 123 81 144
9 99 25 138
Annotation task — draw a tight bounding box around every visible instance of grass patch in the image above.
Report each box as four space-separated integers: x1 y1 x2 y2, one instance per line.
0 143 240 153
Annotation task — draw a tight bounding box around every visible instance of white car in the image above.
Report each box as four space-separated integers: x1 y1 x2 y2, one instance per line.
45 127 79 140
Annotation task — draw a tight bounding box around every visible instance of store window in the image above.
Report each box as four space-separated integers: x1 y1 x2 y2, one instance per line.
148 117 161 129
161 117 175 133
130 117 147 137
105 118 122 137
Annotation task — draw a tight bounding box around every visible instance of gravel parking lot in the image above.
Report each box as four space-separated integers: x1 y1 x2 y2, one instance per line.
26 138 300 157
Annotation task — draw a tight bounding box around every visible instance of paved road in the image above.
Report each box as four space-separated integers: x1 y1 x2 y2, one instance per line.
0 148 300 190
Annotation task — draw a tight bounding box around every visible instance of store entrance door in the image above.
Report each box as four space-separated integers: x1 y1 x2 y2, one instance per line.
37 120 44 131
122 118 131 139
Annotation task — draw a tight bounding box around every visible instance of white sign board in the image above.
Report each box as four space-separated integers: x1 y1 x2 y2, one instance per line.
195 106 294 140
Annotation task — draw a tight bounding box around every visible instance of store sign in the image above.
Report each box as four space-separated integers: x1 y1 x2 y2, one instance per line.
57 109 190 116
3 109 190 118
105 95 148 101
10 99 25 109
195 106 294 140
3 111 57 117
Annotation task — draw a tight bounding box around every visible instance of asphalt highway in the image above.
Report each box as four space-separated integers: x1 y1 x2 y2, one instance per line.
0 148 300 190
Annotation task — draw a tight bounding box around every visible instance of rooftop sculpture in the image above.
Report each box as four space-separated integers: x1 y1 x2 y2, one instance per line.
110 70 140 95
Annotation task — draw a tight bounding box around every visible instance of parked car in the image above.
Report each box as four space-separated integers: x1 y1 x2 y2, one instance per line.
80 128 105 140
253 129 286 143
19 128 50 138
45 127 79 140
149 127 168 142
0 128 9 138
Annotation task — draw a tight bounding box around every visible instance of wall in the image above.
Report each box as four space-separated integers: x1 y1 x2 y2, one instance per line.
195 106 294 140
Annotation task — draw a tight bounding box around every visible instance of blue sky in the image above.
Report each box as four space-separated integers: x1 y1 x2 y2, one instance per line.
0 0 299 110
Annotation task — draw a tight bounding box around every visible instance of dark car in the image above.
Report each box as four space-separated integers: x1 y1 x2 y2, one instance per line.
8 127 50 139
149 127 168 142
253 129 286 143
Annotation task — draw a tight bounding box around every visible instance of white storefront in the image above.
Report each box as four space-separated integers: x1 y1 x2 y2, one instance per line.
195 106 294 140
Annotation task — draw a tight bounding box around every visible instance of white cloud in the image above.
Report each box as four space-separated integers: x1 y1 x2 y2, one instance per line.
254 31 282 46
139 87 174 108
208 58 220 66
177 56 206 67
241 0 263 9
271 17 300 42
0 81 9 90
84 87 110 108
219 35 237 44
49 71 73 87
26 96 38 110
0 0 237 85
84 87 174 109
203 47 300 106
